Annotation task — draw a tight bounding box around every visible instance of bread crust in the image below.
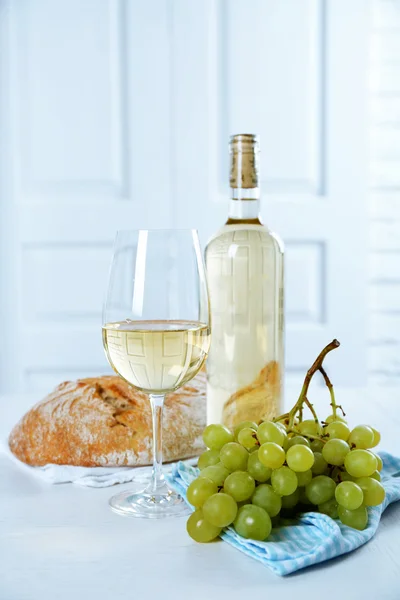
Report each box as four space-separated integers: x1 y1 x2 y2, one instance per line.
9 372 206 467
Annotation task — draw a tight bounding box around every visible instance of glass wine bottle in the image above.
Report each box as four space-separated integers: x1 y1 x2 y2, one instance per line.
205 134 284 428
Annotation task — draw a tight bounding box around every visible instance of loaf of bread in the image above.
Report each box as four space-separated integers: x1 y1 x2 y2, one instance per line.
9 371 206 467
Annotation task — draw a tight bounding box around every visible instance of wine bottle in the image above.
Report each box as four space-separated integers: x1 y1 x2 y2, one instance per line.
205 134 284 428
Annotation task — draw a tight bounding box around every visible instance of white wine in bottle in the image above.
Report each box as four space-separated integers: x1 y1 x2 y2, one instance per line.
205 134 284 428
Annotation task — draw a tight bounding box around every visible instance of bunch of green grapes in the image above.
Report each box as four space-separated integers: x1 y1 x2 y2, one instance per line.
186 417 385 543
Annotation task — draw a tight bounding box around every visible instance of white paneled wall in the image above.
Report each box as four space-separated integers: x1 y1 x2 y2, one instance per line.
369 0 400 383
0 0 370 393
176 0 369 385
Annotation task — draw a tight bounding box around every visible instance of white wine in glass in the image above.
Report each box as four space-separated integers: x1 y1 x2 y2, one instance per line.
102 230 210 518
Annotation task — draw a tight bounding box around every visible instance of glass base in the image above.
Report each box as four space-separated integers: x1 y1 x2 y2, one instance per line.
109 486 190 519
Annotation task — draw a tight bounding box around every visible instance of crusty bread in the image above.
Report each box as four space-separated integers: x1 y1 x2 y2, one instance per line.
9 371 206 467
222 361 281 429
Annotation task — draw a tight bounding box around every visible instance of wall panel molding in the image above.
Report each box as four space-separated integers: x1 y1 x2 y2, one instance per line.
13 0 128 201
285 241 326 324
217 0 326 196
22 243 112 323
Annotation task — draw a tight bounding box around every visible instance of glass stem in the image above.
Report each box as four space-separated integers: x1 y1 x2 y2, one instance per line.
146 394 167 495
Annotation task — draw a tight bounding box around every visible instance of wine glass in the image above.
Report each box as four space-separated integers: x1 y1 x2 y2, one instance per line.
102 229 210 518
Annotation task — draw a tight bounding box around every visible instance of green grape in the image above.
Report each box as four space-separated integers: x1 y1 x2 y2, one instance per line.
270 515 281 528
281 488 300 509
299 488 313 505
258 442 285 469
224 471 256 502
296 469 313 487
348 425 375 449
332 467 354 483
318 498 339 519
187 477 218 508
335 481 364 510
220 442 249 472
249 445 259 454
186 510 221 543
310 439 324 453
355 477 385 506
247 452 272 482
252 483 282 516
197 449 220 470
202 492 238 527
199 464 229 486
203 424 234 450
275 421 288 434
286 445 315 472
370 470 381 482
322 439 350 466
286 435 310 449
344 449 377 478
237 427 259 450
370 427 381 448
324 421 350 441
297 419 322 437
234 421 258 440
305 475 336 504
338 505 368 531
233 505 272 541
257 421 286 446
271 466 298 496
374 453 383 471
311 452 328 475
325 414 347 424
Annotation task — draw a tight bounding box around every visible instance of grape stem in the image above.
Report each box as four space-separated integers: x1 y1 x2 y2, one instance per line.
319 366 338 420
304 397 318 423
278 339 340 429
286 429 327 444
273 412 289 424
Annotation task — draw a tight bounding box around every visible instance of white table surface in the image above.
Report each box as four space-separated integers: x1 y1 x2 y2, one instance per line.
1 387 400 600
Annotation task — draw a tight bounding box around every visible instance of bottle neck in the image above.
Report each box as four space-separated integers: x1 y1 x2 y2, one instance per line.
228 198 261 220
227 187 262 224
228 134 261 224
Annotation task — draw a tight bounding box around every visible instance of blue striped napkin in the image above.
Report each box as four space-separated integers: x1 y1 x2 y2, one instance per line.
167 451 400 576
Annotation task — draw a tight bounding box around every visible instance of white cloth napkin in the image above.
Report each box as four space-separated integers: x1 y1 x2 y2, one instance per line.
0 437 196 487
